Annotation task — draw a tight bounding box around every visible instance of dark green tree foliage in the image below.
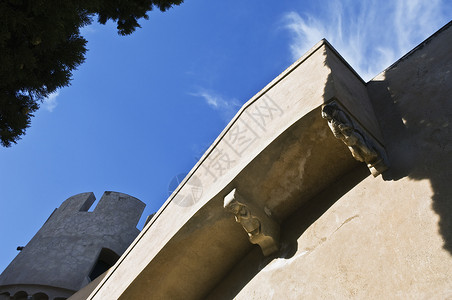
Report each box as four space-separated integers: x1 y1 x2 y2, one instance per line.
0 0 183 147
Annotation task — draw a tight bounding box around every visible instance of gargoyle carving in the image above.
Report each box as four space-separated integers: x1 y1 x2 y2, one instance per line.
224 189 279 256
321 101 388 176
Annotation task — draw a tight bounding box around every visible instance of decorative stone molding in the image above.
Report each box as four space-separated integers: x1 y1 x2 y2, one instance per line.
224 188 280 256
321 101 389 176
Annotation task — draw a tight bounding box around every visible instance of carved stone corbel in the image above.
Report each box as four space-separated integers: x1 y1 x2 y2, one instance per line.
321 101 389 176
224 188 279 256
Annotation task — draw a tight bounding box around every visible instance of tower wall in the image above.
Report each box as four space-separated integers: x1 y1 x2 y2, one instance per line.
0 191 145 299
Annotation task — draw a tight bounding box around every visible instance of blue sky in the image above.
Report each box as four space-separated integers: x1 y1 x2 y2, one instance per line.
0 0 450 273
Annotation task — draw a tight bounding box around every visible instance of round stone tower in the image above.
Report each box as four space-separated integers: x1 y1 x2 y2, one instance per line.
0 191 145 300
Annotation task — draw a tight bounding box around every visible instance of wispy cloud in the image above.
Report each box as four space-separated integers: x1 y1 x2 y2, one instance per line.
282 0 450 81
189 88 241 121
42 91 59 112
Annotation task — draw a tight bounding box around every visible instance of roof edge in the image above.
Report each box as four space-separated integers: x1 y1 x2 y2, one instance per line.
370 20 452 81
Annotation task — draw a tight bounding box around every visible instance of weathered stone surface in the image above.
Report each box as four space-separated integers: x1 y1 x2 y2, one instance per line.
224 188 280 256
207 22 452 300
207 165 452 299
88 38 372 300
0 192 145 299
322 101 389 176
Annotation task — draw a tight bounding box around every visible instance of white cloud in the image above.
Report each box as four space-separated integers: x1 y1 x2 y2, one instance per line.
283 0 450 81
80 23 99 35
42 91 59 112
189 88 241 121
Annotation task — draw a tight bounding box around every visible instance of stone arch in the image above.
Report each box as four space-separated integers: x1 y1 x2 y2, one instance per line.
88 248 120 281
0 292 10 300
32 293 48 300
12 291 28 300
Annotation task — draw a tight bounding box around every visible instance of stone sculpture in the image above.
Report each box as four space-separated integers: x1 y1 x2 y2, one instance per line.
321 101 388 176
224 188 279 256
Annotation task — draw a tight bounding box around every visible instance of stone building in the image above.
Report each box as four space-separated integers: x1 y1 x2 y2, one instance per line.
0 192 145 300
82 21 452 299
1 21 451 299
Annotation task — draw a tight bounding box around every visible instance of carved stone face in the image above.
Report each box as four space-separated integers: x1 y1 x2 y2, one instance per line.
322 106 333 121
238 206 249 217
226 200 242 215
321 105 335 120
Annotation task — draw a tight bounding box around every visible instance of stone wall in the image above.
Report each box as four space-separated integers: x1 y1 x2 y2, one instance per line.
0 191 145 300
206 22 452 299
80 22 451 300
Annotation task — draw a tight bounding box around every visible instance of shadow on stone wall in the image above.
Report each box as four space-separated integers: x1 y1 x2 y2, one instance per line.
205 165 369 299
278 164 370 259
207 25 451 298
367 23 452 255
